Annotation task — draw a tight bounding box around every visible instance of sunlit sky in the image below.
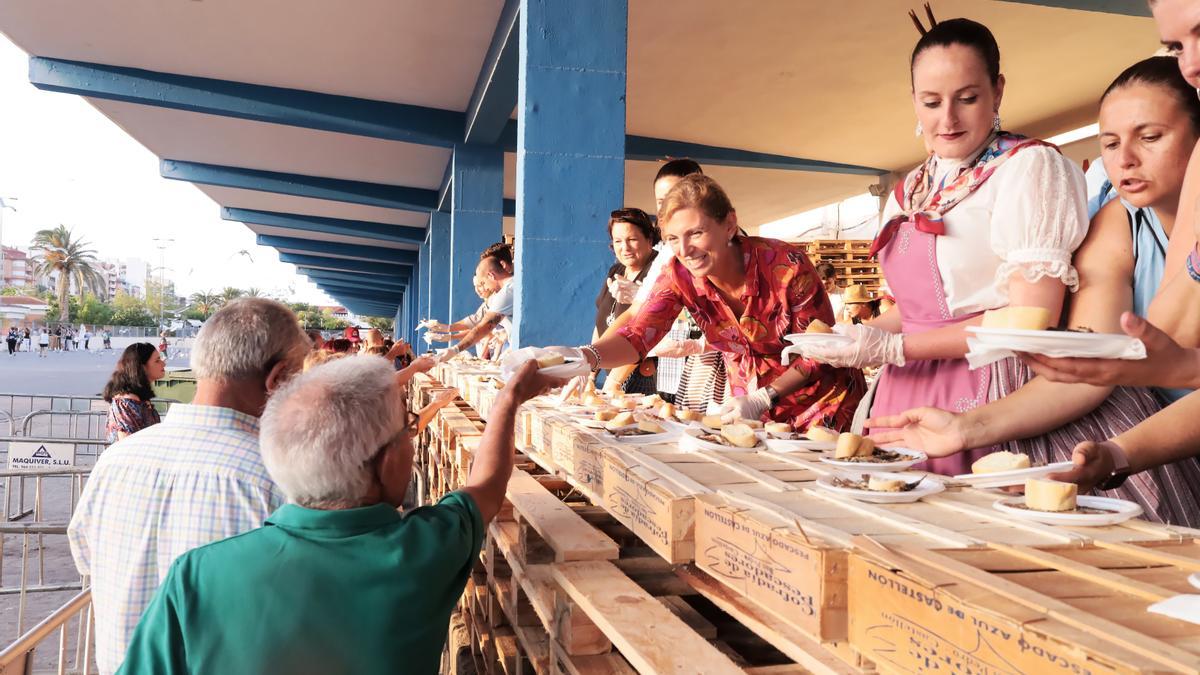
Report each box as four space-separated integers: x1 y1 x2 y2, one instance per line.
0 35 336 306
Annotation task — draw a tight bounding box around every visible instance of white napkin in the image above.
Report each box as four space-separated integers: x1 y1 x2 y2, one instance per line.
1148 595 1200 626
964 337 1146 370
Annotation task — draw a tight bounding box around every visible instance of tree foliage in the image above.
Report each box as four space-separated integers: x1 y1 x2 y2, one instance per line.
364 316 395 332
29 225 104 321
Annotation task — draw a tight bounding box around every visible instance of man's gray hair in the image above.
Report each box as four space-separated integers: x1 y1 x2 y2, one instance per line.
259 356 403 506
190 298 309 381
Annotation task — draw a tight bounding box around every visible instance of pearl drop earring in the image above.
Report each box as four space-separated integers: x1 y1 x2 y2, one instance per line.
914 121 923 137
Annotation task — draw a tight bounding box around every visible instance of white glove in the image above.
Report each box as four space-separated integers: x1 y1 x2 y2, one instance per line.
649 338 705 359
608 276 640 305
798 323 905 369
720 388 773 423
436 346 461 364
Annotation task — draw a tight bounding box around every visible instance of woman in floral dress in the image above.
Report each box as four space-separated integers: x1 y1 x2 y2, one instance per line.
572 174 865 432
103 343 166 442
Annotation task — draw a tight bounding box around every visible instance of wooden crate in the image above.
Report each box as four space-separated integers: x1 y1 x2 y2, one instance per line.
849 539 1200 674
694 492 848 642
547 421 609 504
601 446 699 564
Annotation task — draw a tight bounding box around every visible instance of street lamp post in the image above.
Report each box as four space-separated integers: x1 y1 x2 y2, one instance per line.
152 238 174 333
0 197 19 288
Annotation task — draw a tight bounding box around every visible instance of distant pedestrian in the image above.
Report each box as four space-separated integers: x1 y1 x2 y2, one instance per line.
52 327 62 352
102 343 165 442
103 330 112 351
5 328 17 356
22 328 30 352
84 330 92 351
37 329 49 357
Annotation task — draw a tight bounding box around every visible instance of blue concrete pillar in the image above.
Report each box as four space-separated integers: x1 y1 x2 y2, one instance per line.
428 210 453 322
513 0 627 347
418 238 429 325
400 302 410 345
450 144 503 319
406 287 417 348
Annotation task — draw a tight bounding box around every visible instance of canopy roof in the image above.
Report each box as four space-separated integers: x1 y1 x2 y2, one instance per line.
0 0 1156 314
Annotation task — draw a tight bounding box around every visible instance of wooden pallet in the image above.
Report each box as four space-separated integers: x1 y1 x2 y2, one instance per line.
416 373 845 674
797 239 885 292
850 538 1200 674
436 368 1200 672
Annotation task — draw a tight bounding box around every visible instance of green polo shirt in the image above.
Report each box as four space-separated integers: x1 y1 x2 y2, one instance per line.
116 491 484 675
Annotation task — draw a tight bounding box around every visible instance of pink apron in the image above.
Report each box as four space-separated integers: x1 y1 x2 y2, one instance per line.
870 219 994 475
866 135 1056 475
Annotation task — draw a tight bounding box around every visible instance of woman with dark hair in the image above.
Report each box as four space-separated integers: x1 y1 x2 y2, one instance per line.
327 338 355 353
594 207 660 395
872 55 1200 525
103 343 166 442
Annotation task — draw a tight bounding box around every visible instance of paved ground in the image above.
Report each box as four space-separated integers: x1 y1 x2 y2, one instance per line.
0 346 191 396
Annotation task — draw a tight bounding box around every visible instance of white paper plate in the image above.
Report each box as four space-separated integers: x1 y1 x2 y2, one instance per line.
965 326 1145 360
763 438 835 453
499 346 591 380
819 447 926 472
602 424 680 445
952 461 1074 489
681 427 765 453
816 472 945 503
992 495 1143 526
783 333 855 346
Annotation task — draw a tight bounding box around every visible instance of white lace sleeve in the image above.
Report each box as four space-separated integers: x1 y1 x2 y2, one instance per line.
988 146 1088 299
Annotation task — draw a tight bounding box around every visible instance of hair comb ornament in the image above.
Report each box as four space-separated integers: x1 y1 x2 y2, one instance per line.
908 3 938 35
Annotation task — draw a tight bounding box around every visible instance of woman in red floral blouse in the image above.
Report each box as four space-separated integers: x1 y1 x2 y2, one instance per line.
576 175 865 431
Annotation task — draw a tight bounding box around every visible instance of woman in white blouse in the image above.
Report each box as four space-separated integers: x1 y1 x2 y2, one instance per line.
801 16 1157 476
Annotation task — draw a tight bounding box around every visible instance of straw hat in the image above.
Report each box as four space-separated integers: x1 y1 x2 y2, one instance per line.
843 284 873 304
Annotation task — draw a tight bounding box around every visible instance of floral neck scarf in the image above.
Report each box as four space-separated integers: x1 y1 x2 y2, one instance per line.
869 133 1056 257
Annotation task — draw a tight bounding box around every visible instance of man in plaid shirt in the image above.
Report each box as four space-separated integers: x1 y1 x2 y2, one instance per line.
68 299 310 675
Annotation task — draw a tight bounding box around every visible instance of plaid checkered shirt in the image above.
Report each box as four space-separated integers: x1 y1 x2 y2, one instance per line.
68 404 284 674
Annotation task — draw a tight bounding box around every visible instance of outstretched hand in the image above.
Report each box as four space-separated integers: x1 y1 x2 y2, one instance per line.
1023 312 1198 389
798 323 905 369
1046 440 1118 493
505 361 568 406
865 407 970 458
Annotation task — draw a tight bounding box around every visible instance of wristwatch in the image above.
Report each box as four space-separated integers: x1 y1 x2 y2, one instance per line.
764 385 780 404
1098 441 1132 490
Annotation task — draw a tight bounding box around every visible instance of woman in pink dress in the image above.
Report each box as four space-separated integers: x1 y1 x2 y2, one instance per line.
567 175 865 432
798 17 1159 475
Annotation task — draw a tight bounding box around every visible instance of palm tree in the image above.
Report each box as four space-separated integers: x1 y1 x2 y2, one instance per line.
219 287 244 304
243 287 265 298
188 290 223 319
30 225 104 322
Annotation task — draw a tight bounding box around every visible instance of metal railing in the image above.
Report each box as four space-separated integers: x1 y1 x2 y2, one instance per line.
0 394 177 425
0 445 98 523
0 589 92 675
0 466 91 525
21 412 108 444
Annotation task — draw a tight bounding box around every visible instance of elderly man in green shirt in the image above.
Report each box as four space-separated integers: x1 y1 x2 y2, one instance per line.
117 355 563 674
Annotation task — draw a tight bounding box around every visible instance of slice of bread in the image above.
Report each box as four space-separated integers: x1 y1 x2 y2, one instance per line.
720 423 759 449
